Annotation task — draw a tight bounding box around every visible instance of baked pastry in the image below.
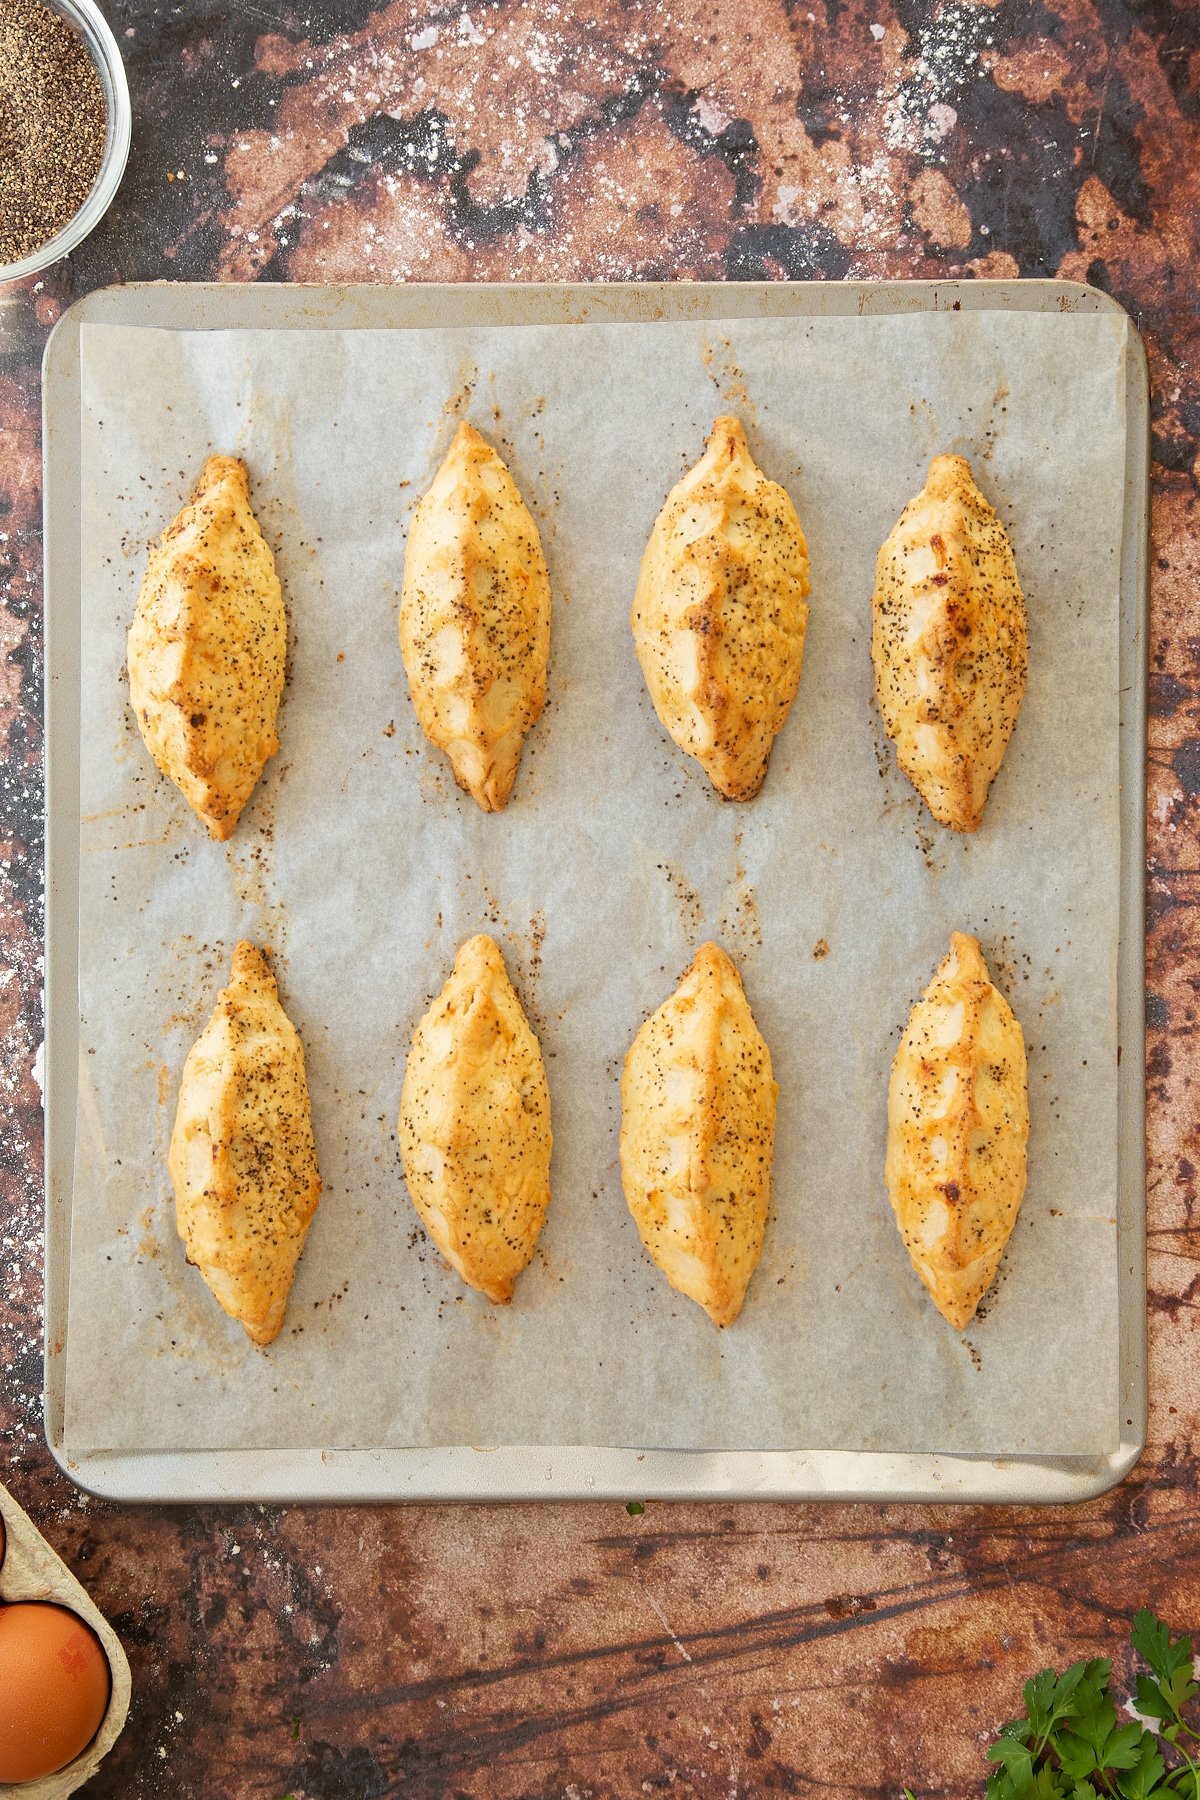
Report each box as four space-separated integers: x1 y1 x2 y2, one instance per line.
620 942 777 1326
400 422 552 812
128 455 286 841
631 416 810 800
885 932 1029 1329
871 454 1027 831
169 942 321 1346
399 934 552 1303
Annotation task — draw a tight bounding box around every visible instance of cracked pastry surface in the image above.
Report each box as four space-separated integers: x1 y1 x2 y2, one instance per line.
400 421 552 812
399 934 552 1304
128 455 286 841
169 942 322 1347
886 931 1029 1330
620 941 777 1327
872 453 1027 832
631 415 811 801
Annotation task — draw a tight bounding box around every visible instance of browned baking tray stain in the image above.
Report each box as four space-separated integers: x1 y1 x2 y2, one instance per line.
3 0 1200 1795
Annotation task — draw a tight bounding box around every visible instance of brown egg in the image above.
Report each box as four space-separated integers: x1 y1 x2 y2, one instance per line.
0 1601 111 1782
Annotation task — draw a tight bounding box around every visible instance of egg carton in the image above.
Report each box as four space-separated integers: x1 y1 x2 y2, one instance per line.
0 1478 130 1798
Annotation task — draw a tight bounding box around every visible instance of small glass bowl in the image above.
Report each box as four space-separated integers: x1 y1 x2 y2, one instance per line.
0 0 132 285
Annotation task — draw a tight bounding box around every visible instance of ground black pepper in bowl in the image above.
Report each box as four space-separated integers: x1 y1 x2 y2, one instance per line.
0 0 108 267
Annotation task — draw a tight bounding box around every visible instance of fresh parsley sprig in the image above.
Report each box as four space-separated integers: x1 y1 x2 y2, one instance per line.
904 1612 1200 1799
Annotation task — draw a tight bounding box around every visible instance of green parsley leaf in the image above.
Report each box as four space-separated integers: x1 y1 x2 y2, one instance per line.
1054 1728 1102 1783
1022 1661 1097 1750
1137 1674 1181 1725
1132 1613 1199 1727
1116 1734 1168 1799
1106 1723 1151 1772
1076 1658 1118 1715
626 1500 645 1515
1133 1613 1195 1688
1060 1696 1144 1775
987 1733 1036 1792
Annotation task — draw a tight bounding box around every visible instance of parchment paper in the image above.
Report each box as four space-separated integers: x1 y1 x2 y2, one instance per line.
64 308 1129 1459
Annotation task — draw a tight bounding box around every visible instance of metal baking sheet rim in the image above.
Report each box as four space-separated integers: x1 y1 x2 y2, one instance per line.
41 279 1148 1506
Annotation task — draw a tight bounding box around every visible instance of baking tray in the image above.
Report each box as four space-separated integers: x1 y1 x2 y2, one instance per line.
42 279 1148 1504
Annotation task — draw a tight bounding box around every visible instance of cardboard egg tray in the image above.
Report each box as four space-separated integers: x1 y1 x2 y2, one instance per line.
0 1479 130 1798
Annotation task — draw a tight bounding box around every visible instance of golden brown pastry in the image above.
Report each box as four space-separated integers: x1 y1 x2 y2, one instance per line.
885 932 1029 1329
399 934 552 1303
128 456 286 841
631 416 810 801
169 942 321 1346
872 454 1027 832
620 942 777 1326
400 422 552 812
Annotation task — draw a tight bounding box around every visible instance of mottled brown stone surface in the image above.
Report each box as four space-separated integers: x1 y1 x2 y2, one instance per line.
1 1 1198 1795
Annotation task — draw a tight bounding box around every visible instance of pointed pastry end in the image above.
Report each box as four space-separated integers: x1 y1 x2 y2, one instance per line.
197 453 251 497
915 771 986 835
931 802 983 835
474 767 517 813
450 746 518 814
687 940 741 986
455 933 506 979
448 418 489 457
702 1295 744 1329
228 940 276 991
708 415 750 458
480 1279 515 1306
945 931 989 983
241 1315 283 1348
202 810 239 843
706 760 768 803
933 1289 981 1333
925 452 975 493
